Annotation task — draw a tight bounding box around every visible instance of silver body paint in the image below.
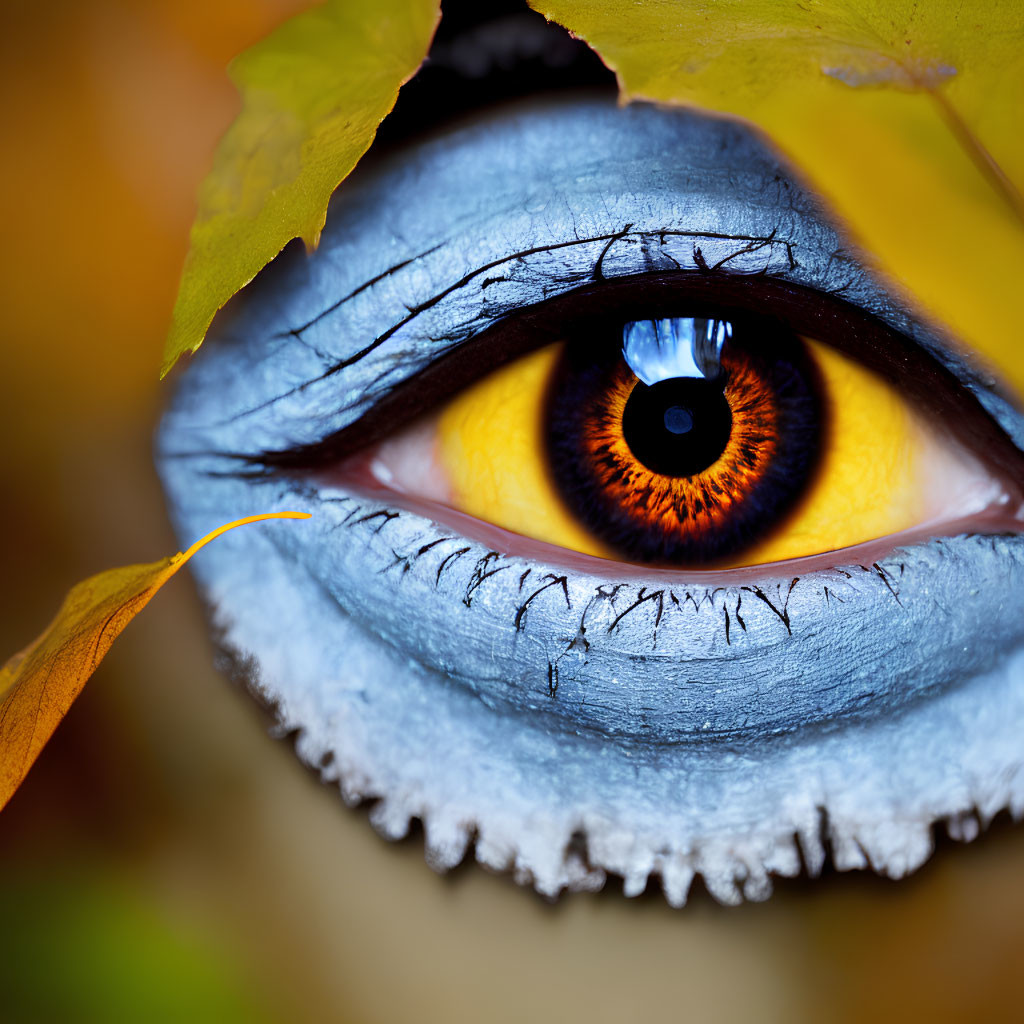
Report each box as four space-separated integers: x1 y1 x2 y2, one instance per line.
157 98 1024 904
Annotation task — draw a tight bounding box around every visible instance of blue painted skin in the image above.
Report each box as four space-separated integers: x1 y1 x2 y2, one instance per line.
157 97 1024 905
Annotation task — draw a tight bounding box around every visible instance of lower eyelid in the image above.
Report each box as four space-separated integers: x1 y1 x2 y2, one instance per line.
256 482 1024 744
157 422 1024 898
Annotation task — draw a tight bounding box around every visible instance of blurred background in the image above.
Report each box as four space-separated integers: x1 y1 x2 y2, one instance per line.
2 1 1023 1021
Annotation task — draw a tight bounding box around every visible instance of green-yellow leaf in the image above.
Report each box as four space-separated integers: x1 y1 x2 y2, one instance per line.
161 0 440 378
0 512 310 812
528 0 1024 399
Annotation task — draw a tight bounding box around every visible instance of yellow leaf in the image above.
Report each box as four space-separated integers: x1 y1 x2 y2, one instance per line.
161 0 440 378
0 512 311 812
527 0 1024 399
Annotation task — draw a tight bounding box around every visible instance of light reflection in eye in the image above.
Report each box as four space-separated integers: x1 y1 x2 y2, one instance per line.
156 93 1024 906
622 316 730 384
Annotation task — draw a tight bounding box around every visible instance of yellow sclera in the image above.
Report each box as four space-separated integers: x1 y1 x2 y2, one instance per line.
436 339 926 567
437 346 614 558
744 341 924 565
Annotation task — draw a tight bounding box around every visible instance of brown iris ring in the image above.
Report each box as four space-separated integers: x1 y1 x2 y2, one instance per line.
544 317 824 565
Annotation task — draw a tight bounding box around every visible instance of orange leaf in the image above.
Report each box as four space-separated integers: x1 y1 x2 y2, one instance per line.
0 511 310 812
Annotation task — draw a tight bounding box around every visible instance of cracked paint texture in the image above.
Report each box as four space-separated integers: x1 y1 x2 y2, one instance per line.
157 97 1024 904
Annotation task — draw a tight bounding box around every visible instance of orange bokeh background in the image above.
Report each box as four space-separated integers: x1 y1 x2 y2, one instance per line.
1 3 1023 1021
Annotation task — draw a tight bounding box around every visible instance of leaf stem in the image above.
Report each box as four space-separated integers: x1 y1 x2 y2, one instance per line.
929 87 1024 226
178 511 312 563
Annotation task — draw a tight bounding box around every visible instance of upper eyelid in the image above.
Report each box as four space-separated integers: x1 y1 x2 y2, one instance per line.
285 226 801 345
161 98 1022 459
252 225 804 417
280 226 797 366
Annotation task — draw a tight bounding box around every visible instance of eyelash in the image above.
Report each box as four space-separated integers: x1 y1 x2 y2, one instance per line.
246 468 1022 742
324 492 896 639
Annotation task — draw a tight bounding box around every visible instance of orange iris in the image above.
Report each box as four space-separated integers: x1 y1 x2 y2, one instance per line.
544 330 823 564
579 347 782 543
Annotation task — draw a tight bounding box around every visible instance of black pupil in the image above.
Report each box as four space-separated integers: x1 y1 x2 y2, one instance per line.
621 377 732 477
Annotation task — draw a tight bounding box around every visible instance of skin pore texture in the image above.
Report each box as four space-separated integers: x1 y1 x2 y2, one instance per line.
157 97 1024 904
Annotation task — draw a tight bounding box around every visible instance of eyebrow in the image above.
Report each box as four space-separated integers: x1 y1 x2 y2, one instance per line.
373 0 615 151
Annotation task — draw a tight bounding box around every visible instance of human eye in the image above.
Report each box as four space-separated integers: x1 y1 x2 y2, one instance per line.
364 296 1010 572
156 19 1024 906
